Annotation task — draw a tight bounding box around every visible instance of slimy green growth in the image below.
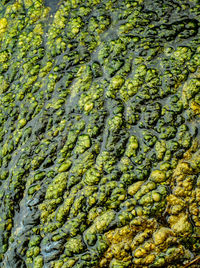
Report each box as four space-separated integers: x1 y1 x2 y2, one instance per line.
0 0 200 267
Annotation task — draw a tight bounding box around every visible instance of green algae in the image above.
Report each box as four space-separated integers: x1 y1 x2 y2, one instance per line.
0 0 200 267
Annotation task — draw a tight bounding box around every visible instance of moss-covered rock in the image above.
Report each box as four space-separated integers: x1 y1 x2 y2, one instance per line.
0 0 200 267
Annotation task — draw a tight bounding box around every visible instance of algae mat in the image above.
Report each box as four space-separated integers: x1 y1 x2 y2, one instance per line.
0 0 200 267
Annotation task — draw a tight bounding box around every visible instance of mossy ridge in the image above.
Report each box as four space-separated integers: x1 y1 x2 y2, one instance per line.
0 0 199 267
98 141 200 267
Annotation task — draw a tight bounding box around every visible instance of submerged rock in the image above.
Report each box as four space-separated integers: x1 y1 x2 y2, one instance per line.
0 0 200 267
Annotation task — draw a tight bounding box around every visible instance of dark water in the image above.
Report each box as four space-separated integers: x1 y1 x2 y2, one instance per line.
44 0 59 14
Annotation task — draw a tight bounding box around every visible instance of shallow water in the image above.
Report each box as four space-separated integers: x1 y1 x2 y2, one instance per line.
44 0 59 14
0 0 200 267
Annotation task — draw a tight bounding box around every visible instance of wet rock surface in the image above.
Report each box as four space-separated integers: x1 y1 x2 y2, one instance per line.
0 0 200 267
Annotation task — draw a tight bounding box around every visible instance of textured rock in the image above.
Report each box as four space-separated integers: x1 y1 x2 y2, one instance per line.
0 0 200 267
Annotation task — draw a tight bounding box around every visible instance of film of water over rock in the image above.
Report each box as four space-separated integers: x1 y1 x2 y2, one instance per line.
0 0 200 267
